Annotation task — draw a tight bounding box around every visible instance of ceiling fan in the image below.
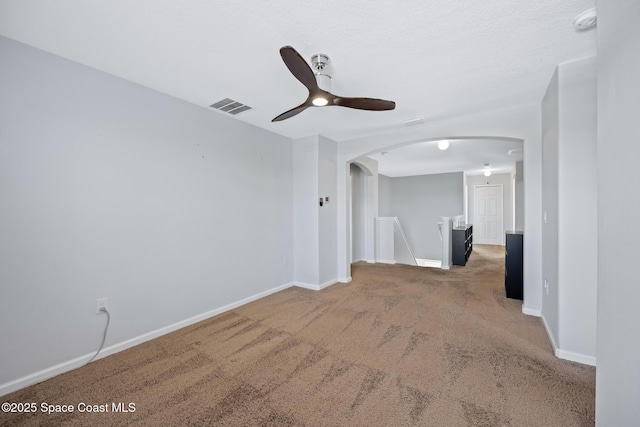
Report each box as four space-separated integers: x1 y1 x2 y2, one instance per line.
272 46 396 122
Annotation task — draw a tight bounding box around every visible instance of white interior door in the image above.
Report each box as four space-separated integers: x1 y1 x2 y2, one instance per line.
474 185 504 245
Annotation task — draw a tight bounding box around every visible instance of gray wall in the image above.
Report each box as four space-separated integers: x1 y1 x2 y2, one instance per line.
596 0 640 424
514 161 524 231
292 136 319 285
541 57 598 364
557 56 597 362
292 135 338 287
318 136 337 285
541 67 560 352
0 36 294 388
350 164 366 262
378 174 392 217
386 172 464 260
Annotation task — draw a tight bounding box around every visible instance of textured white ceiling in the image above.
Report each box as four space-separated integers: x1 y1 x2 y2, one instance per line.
368 138 523 177
0 1 595 175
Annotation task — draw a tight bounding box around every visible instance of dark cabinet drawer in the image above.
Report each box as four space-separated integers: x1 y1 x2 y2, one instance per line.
453 225 473 266
505 232 523 300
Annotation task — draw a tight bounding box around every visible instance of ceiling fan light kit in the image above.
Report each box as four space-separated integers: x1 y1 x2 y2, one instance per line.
272 46 396 122
312 97 329 106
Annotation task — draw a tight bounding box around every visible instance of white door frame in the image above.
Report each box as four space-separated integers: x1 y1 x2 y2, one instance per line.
474 184 504 245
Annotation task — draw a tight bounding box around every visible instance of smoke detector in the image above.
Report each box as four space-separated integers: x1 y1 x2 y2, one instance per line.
574 8 597 31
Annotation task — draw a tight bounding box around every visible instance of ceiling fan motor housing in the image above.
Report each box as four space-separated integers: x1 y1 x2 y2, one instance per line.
311 53 330 71
311 53 331 92
315 73 331 92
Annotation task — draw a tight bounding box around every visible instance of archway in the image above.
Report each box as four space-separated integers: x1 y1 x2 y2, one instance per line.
339 134 526 284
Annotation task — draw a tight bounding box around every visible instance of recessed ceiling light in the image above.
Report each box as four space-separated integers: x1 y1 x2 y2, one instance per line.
484 170 492 177
437 140 450 150
574 8 597 31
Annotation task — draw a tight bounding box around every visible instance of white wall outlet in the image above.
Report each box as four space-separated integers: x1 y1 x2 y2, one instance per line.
96 297 108 314
544 279 549 295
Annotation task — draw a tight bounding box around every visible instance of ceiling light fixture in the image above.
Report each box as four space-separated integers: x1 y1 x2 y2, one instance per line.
312 97 328 106
437 140 450 150
483 163 491 177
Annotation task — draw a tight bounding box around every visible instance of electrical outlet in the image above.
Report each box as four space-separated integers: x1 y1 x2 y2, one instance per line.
96 297 108 314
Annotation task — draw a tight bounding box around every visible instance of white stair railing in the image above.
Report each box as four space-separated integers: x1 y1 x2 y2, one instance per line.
375 217 417 266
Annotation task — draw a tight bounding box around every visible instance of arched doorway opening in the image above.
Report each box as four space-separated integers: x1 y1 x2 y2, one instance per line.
342 136 524 281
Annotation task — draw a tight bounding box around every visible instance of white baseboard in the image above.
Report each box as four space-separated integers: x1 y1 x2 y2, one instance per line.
376 259 396 265
294 279 339 291
0 281 295 397
540 313 595 367
338 277 352 283
294 282 319 291
556 349 596 366
522 307 541 317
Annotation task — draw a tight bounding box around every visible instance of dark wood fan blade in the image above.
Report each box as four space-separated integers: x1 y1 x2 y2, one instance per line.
272 101 311 122
333 97 396 111
280 46 319 93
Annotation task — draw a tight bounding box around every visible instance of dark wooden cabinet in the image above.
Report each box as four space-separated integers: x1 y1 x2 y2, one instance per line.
452 224 473 266
505 231 523 300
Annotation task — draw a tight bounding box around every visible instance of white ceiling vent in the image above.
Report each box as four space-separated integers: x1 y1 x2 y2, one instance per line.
209 98 252 115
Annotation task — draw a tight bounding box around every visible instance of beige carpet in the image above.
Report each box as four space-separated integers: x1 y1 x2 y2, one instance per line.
1 245 595 426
